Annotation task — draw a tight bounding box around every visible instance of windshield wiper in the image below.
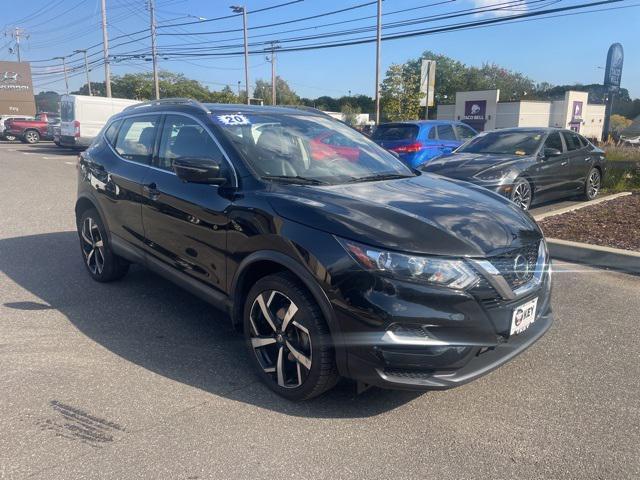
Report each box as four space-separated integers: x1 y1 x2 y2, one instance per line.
346 172 413 184
261 175 328 185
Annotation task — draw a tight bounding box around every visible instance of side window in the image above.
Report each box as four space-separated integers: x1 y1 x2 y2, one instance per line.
427 127 437 140
544 132 563 152
104 119 122 146
157 115 226 174
578 134 590 148
455 124 476 140
436 124 456 140
562 132 580 151
114 115 159 164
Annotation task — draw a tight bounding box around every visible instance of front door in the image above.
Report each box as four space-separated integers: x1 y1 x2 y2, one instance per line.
531 131 571 201
140 113 233 292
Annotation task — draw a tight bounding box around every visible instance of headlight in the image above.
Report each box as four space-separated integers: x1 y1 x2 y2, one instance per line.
337 237 479 290
475 169 511 181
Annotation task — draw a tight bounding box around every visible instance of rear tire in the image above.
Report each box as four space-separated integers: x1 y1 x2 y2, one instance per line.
582 167 601 201
77 208 129 282
243 272 339 401
23 130 40 144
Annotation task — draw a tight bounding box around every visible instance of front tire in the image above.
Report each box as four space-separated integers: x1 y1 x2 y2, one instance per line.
510 177 532 210
582 167 601 201
23 130 40 144
77 208 129 282
243 273 339 400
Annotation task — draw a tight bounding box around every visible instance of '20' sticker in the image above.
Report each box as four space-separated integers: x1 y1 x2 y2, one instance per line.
216 114 250 125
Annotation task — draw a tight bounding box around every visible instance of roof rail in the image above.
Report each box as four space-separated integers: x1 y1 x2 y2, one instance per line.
123 98 210 113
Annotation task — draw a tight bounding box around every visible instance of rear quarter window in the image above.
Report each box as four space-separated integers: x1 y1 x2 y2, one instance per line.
104 119 122 146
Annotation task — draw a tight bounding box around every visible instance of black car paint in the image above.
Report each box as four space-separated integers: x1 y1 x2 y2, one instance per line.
76 104 553 391
422 128 606 206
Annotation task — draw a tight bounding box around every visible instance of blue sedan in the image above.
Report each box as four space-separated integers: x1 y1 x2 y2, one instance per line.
372 120 477 168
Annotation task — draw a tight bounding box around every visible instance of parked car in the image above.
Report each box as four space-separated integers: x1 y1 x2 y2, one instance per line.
371 120 477 168
47 118 61 146
76 99 552 400
3 112 59 144
422 127 607 210
59 94 140 148
1 115 33 141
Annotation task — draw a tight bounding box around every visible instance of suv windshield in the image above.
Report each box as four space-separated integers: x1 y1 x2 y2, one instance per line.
457 130 545 156
212 111 413 184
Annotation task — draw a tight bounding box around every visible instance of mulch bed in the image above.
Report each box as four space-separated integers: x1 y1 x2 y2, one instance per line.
537 193 640 252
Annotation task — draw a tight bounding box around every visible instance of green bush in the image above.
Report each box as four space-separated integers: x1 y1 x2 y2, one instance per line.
603 167 640 192
604 145 640 163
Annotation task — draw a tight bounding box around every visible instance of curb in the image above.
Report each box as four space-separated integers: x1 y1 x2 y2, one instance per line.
533 192 632 221
547 238 640 275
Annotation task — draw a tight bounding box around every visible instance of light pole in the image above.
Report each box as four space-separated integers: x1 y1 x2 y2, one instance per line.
231 5 250 105
74 49 92 96
266 41 279 105
374 0 382 124
54 56 69 94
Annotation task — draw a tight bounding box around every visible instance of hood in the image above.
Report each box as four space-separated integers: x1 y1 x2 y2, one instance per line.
266 173 541 257
422 152 533 180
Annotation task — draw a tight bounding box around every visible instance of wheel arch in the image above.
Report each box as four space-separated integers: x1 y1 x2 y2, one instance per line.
75 194 110 235
230 250 348 376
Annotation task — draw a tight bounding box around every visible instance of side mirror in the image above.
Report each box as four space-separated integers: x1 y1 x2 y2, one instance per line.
543 147 562 159
173 157 227 185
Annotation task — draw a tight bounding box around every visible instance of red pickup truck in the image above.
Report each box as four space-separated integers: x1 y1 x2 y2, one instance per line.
3 112 60 144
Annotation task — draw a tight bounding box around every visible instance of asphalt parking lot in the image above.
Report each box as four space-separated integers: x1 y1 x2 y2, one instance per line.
1 141 639 480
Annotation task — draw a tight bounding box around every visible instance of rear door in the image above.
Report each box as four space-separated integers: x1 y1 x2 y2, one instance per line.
140 113 234 292
566 132 593 190
435 124 460 154
82 114 159 252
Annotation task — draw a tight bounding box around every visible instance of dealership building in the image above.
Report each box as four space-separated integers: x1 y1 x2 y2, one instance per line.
0 61 36 116
437 89 605 139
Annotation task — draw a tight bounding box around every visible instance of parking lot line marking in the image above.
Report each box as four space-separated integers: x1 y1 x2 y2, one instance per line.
65 161 75 165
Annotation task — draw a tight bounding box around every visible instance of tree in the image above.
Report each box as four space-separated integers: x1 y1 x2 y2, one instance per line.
380 63 421 121
340 103 361 126
610 114 633 133
253 76 300 105
35 91 60 113
71 71 240 103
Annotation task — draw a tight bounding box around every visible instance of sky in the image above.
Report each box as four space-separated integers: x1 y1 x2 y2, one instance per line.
2 0 639 100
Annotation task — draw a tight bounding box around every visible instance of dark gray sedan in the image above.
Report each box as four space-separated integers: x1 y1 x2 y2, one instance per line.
422 127 607 210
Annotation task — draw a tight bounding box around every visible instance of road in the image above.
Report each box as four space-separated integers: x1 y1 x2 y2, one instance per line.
1 142 639 480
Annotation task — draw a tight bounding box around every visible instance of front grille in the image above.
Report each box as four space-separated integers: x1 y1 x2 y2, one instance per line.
487 241 540 290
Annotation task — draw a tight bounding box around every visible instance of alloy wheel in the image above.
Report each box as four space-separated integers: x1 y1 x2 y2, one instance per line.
25 131 38 143
588 169 600 199
248 290 312 389
81 217 105 275
512 181 532 210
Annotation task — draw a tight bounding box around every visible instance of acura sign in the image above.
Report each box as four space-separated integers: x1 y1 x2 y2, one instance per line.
0 61 36 116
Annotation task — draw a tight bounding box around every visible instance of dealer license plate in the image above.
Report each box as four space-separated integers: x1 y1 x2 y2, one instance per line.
510 298 538 336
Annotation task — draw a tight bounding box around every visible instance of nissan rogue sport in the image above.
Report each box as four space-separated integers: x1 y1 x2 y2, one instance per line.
75 99 553 400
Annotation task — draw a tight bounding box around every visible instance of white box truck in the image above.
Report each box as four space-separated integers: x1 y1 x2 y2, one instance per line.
59 95 140 148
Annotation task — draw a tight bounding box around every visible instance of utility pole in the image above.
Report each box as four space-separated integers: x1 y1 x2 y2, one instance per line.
231 5 250 105
100 0 112 97
148 0 160 100
54 56 69 94
266 41 279 106
374 0 382 124
75 49 92 96
9 27 28 62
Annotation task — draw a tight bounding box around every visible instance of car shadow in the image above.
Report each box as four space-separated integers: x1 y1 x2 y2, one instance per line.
15 144 81 156
0 231 422 418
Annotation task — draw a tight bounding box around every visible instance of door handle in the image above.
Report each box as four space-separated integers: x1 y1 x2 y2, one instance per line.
143 182 160 199
585 157 591 162
560 161 568 166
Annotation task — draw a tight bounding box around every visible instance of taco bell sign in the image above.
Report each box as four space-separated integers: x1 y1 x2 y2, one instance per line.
464 100 486 120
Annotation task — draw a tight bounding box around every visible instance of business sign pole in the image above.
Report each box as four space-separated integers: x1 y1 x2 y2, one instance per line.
602 43 624 141
420 59 436 119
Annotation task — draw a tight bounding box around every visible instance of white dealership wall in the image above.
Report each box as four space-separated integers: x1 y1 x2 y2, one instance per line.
437 89 605 138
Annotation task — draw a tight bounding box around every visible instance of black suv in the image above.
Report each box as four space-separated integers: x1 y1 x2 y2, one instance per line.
76 99 553 400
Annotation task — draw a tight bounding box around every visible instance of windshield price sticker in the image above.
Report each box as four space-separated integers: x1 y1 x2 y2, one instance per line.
216 114 251 125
